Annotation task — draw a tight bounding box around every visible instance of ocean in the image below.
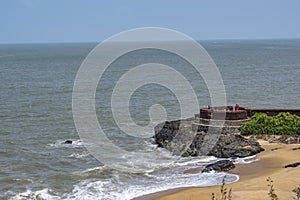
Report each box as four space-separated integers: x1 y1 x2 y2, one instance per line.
0 39 299 199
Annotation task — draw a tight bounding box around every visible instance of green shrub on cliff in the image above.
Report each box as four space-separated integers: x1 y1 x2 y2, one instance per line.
241 112 300 136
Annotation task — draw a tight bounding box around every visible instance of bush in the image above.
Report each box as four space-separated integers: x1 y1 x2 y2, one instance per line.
211 178 232 200
267 177 279 200
241 112 300 136
210 177 300 200
293 186 300 200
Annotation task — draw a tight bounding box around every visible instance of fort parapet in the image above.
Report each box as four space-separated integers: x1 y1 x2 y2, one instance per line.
200 106 248 120
249 108 300 117
200 106 300 120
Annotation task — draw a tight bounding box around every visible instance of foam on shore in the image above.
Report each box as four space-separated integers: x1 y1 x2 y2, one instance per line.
152 141 300 200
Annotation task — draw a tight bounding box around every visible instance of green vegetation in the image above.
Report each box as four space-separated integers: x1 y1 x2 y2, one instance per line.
293 186 300 200
211 177 300 200
267 177 279 200
211 179 232 200
241 112 300 136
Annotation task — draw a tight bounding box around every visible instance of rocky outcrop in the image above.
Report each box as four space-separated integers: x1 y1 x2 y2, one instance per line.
262 135 300 144
155 119 264 158
202 160 235 173
203 134 264 158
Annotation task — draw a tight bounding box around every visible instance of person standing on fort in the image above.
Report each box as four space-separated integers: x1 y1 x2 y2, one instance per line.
235 104 239 111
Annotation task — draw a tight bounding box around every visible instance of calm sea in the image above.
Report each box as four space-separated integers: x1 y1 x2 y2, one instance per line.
0 40 299 199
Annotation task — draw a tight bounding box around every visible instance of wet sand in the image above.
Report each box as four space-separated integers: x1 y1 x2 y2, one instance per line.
135 140 300 200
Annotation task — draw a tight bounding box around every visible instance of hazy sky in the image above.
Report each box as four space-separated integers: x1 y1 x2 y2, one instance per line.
1 0 299 43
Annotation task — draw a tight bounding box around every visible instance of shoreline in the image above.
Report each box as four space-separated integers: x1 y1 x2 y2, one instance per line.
134 140 300 200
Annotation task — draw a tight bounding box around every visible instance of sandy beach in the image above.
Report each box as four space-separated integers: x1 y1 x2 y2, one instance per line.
136 140 300 200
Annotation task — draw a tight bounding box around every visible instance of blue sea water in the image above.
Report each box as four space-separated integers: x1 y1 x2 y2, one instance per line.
0 39 299 199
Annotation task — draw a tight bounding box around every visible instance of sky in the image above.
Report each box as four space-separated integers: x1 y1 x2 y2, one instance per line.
0 0 300 44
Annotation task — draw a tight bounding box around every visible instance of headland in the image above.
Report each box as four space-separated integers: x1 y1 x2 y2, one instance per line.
134 106 300 200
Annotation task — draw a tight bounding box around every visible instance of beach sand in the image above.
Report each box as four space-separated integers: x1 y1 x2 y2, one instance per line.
136 140 300 200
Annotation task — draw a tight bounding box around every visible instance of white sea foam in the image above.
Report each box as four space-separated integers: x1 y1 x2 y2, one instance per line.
48 139 83 148
13 139 245 200
68 152 90 159
0 54 13 58
232 155 260 164
9 152 240 200
8 189 60 200
69 172 239 200
39 139 253 200
172 156 218 166
68 154 238 200
49 170 238 200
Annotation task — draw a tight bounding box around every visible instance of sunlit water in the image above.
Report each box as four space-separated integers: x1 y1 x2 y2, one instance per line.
0 40 299 199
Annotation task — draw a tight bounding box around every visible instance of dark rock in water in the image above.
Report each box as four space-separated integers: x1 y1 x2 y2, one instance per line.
155 119 264 158
202 160 235 173
284 162 300 168
63 140 73 144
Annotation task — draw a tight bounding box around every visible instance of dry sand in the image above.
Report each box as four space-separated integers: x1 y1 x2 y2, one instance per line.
135 140 300 200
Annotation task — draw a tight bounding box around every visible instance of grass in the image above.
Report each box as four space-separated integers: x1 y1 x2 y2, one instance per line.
292 186 300 200
267 177 279 200
211 180 232 200
210 177 299 200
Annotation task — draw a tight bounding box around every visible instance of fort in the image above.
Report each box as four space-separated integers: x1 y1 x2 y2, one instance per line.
199 106 300 119
192 106 300 133
155 106 300 158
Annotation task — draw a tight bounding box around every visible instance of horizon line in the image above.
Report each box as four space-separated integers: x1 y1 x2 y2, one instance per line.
0 37 300 45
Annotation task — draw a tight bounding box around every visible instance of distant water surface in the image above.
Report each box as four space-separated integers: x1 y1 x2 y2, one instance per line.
0 40 299 199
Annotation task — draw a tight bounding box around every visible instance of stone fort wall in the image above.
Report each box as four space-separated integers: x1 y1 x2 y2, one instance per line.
200 106 300 120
